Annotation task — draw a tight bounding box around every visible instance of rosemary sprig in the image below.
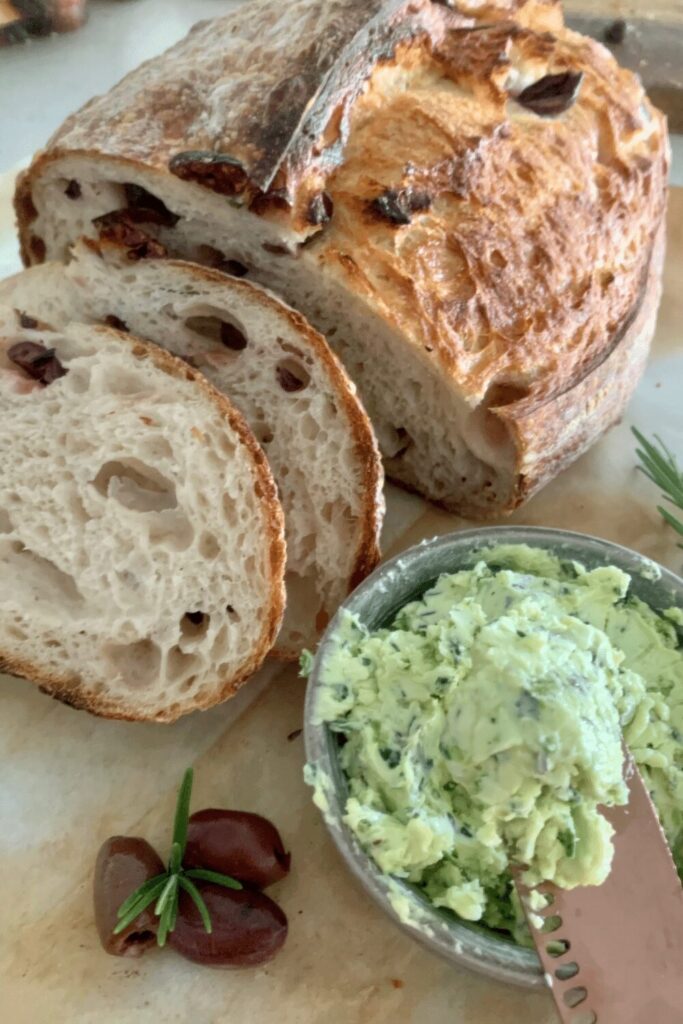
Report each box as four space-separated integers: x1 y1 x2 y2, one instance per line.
632 427 683 548
113 768 242 945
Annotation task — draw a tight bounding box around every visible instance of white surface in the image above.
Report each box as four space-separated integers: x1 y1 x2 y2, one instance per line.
0 0 243 171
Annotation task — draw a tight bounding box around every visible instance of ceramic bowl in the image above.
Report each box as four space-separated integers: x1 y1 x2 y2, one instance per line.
303 526 683 988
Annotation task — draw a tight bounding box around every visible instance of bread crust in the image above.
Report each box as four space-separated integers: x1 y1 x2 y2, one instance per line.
502 224 665 511
0 324 287 722
14 0 559 240
385 226 663 518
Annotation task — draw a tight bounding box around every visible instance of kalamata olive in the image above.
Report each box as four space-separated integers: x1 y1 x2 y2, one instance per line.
169 882 287 967
93 836 164 957
184 809 290 888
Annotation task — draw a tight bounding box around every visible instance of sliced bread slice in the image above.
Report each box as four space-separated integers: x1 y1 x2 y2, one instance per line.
0 307 286 721
0 240 384 656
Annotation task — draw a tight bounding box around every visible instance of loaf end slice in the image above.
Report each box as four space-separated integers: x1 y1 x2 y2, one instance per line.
0 309 286 721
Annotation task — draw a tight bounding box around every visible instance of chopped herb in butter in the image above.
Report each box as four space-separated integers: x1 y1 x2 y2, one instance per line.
307 545 683 945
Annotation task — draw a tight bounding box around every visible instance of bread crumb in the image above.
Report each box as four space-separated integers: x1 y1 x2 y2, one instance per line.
139 415 154 426
191 426 207 443
390 979 404 989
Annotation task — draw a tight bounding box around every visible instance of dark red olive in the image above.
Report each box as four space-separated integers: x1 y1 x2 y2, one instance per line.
184 809 290 889
169 882 287 967
93 836 164 957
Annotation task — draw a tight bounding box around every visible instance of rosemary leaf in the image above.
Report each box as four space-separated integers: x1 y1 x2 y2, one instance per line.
172 767 194 856
659 505 683 538
168 891 179 935
157 900 173 948
155 875 178 917
633 427 683 548
116 872 167 919
169 841 182 875
113 878 166 934
179 876 213 934
185 867 242 890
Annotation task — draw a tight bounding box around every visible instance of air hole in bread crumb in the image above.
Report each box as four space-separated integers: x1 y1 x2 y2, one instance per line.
1 543 84 607
185 314 247 351
222 492 240 527
30 235 46 261
490 249 507 269
181 611 210 639
64 489 88 525
262 242 289 256
276 358 310 393
92 459 177 512
197 245 249 277
148 511 194 551
278 340 307 361
198 532 220 559
166 646 201 683
103 314 129 332
385 426 412 459
299 413 319 441
104 638 161 689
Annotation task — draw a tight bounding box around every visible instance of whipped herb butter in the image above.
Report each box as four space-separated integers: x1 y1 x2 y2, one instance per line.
305 545 683 945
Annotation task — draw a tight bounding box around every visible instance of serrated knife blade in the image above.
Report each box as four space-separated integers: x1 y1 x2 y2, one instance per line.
515 748 683 1024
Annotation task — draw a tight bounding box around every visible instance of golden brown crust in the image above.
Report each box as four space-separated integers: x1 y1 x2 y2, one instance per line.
14 0 561 241
321 21 667 400
503 219 666 511
307 19 668 513
0 325 287 723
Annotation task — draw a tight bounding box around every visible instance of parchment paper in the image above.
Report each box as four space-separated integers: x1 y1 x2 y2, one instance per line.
0 173 680 1024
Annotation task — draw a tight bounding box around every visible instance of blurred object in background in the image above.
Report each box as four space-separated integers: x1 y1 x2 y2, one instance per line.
0 0 88 46
566 13 683 131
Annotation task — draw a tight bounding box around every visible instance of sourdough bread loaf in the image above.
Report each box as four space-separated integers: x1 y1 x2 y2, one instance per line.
15 0 669 515
0 308 286 721
0 240 384 655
